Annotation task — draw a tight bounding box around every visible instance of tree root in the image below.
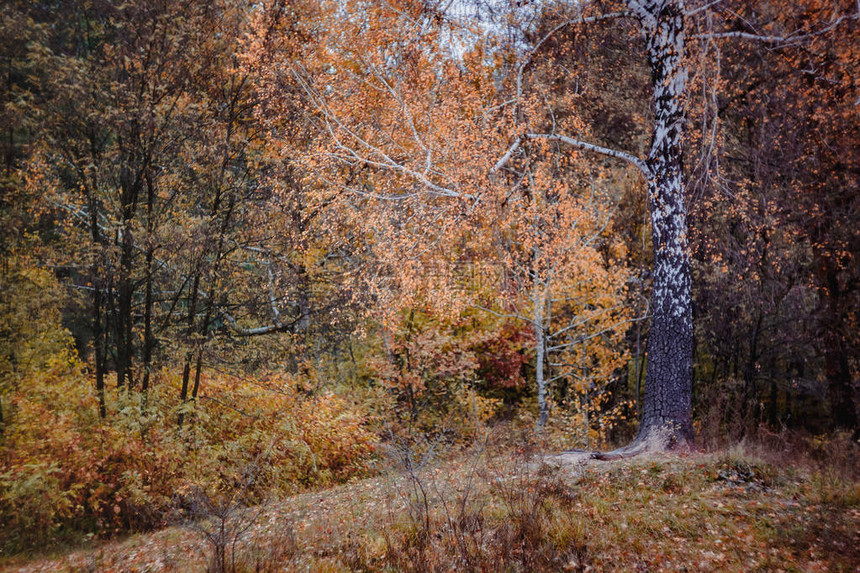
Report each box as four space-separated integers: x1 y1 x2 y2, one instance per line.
561 426 692 461
589 440 649 460
560 440 648 461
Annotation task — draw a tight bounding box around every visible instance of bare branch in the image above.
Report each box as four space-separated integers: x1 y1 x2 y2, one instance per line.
691 12 858 44
685 1 723 17
490 136 522 175
220 310 303 337
472 304 534 326
693 30 799 42
547 315 646 353
497 133 651 177
292 65 474 201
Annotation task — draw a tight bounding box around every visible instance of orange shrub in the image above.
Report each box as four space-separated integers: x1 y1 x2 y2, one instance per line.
1 354 377 551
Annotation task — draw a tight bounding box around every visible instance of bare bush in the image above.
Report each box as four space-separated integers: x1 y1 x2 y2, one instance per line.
376 433 590 572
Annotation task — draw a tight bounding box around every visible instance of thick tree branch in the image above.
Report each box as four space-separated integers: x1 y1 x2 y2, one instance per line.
492 134 650 178
691 11 858 44
490 137 522 174
531 134 650 176
220 309 306 337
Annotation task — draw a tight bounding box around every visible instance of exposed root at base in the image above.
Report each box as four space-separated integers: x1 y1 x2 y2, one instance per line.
559 441 647 461
590 440 649 460
560 427 692 462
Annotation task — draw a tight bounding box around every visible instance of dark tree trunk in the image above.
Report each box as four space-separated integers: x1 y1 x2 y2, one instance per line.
93 280 107 418
115 162 142 390
768 378 778 427
142 172 155 392
87 187 107 418
742 314 762 428
5 54 13 176
818 263 858 431
191 348 204 402
178 168 236 424
116 227 135 389
178 270 200 427
632 0 694 447
142 247 154 392
191 288 218 403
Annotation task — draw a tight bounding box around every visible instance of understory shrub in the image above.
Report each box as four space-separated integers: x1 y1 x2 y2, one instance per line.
0 327 377 552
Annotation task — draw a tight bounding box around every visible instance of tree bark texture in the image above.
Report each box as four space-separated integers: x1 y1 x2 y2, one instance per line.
535 290 548 430
631 0 694 446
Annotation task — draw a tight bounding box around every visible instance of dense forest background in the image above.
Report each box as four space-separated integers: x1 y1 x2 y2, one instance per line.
0 0 857 556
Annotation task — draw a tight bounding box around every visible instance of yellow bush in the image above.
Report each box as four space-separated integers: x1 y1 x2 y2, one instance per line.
0 268 377 550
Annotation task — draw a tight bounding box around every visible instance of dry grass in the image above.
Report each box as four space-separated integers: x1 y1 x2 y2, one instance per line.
2 432 858 572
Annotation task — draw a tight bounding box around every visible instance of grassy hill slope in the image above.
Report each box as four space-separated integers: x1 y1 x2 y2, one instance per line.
2 438 858 572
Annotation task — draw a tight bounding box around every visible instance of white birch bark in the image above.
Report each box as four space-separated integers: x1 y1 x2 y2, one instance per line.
629 0 694 445
534 278 548 430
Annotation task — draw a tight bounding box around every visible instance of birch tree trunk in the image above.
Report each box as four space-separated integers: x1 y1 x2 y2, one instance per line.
631 0 694 446
534 286 548 430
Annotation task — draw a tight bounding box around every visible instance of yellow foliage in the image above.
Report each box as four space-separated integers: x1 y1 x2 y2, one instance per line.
0 264 377 550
